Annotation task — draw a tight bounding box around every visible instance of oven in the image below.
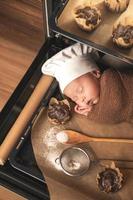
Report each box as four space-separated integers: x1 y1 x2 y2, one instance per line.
0 0 133 199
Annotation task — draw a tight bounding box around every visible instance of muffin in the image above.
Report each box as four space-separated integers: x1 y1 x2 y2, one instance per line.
104 0 129 13
74 4 102 32
112 22 133 48
47 97 71 125
96 162 124 193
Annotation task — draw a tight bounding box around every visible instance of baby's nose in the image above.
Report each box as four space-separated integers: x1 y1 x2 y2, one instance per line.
80 97 88 105
82 96 86 102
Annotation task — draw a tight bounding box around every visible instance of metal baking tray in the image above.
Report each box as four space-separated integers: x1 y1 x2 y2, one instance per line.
50 0 133 64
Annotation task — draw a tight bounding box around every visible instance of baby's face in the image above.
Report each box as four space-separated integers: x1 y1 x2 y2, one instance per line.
64 70 101 116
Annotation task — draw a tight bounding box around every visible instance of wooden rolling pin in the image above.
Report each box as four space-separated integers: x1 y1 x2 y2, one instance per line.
0 75 54 165
56 130 133 144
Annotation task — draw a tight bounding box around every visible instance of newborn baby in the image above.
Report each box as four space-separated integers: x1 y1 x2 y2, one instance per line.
63 68 101 116
42 43 100 116
42 43 133 124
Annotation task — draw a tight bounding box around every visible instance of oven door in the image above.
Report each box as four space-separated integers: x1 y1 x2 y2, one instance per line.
0 37 66 200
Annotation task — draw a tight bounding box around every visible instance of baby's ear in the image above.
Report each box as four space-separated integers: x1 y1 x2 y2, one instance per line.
91 70 101 78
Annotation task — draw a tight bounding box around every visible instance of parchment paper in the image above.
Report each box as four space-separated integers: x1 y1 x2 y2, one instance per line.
31 107 133 200
57 0 133 62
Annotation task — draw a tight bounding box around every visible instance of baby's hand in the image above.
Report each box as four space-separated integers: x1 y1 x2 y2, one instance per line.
74 104 93 116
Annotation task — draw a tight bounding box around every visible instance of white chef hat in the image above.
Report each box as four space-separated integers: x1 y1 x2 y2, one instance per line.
42 43 99 92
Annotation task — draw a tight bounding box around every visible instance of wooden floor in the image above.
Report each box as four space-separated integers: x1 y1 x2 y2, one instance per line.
0 0 44 199
0 0 44 110
0 186 26 200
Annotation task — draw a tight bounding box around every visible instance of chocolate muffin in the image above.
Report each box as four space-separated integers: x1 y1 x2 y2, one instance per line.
96 162 124 193
104 0 129 13
47 97 71 125
112 23 133 48
74 4 101 32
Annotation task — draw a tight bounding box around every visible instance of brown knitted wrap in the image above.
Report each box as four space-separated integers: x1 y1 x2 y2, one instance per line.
87 68 133 124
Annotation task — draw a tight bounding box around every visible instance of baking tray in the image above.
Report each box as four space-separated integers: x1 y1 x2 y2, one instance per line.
50 0 133 64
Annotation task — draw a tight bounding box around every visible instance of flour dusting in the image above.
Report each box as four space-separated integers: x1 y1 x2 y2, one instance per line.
43 126 64 148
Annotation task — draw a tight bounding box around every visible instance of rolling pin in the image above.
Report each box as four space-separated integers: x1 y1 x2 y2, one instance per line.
0 75 54 165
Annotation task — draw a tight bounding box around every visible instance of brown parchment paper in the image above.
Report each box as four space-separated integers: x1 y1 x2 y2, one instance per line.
31 107 133 200
57 0 133 62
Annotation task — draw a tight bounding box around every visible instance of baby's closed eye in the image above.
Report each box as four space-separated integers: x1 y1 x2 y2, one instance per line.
71 86 84 102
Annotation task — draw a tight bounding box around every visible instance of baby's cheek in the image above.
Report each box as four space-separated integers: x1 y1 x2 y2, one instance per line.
91 85 100 97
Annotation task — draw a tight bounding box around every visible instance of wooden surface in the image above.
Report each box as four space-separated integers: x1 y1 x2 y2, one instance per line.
0 186 26 200
0 0 44 110
0 0 44 199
